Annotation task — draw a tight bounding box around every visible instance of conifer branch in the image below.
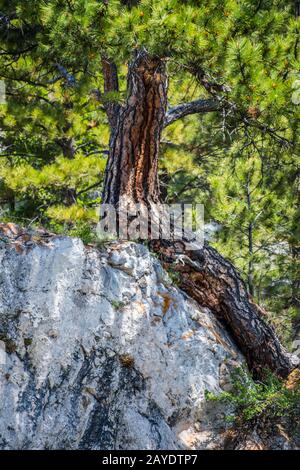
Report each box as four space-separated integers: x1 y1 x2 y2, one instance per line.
164 98 219 127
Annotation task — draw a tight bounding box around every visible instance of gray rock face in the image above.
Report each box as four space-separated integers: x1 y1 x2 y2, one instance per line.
0 237 243 450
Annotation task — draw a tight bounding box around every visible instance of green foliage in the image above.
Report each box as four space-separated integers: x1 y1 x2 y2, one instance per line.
48 219 118 245
50 221 97 245
110 299 126 310
0 0 299 342
166 268 181 286
205 367 300 423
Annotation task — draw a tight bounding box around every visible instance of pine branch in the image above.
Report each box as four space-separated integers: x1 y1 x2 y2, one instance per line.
186 63 231 96
164 98 219 127
0 44 37 56
77 181 102 196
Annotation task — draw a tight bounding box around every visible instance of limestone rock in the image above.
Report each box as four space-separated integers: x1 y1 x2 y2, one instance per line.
0 236 296 449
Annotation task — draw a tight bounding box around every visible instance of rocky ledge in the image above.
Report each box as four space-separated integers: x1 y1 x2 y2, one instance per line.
0 227 298 449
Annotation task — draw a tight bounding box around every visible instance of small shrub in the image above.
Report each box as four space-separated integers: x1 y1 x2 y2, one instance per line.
111 299 126 310
50 221 97 245
0 333 17 354
167 268 181 285
205 367 300 423
24 337 33 347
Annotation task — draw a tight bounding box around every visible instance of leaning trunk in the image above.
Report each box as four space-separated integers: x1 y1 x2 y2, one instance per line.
101 51 297 379
155 239 296 379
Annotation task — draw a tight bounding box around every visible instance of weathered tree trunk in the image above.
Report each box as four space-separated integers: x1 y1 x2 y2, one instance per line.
102 50 167 206
101 50 298 379
155 240 296 379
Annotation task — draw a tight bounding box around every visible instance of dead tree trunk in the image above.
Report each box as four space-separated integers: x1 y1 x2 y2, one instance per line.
101 50 298 379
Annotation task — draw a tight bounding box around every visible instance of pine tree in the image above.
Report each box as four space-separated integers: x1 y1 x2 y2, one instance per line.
0 0 299 376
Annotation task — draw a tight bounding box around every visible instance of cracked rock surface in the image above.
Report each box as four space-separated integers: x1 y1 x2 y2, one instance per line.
0 236 244 449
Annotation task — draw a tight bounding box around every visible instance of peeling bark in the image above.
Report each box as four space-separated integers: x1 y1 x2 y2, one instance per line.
102 50 167 206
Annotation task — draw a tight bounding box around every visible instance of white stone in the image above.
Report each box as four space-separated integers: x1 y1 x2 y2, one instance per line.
0 238 244 450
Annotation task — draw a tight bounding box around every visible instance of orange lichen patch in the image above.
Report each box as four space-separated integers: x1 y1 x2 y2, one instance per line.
158 292 174 315
285 369 300 390
13 242 24 254
119 354 135 368
181 330 195 340
0 222 19 237
6 222 18 235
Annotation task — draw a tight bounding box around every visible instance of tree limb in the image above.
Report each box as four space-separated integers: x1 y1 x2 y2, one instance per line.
164 98 219 127
187 62 231 96
101 56 120 129
77 180 102 196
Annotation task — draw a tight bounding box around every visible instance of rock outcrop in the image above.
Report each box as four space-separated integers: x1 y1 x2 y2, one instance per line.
0 231 298 449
